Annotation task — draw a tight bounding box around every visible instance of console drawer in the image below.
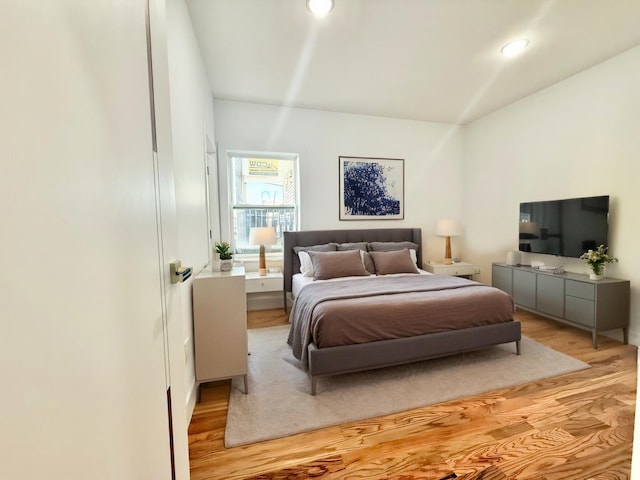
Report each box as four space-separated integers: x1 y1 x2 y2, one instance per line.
566 280 594 301
565 296 594 327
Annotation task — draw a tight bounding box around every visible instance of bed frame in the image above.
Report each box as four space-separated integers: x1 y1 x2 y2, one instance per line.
283 228 521 395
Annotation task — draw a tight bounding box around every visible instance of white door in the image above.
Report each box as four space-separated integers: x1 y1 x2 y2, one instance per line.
147 0 191 477
0 1 186 479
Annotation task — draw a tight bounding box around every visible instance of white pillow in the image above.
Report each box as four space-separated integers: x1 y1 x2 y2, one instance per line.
298 251 314 277
409 248 417 265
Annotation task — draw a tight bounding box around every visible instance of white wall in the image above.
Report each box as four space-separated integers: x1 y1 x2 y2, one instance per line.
213 100 465 262
166 0 217 417
0 2 175 479
463 45 640 343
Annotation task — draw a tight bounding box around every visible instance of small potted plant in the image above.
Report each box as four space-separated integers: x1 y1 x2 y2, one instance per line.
579 244 618 280
215 241 234 272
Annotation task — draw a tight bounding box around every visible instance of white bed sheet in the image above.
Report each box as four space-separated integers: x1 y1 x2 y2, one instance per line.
291 269 432 299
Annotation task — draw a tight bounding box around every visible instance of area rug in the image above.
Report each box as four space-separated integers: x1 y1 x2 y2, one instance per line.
225 325 589 447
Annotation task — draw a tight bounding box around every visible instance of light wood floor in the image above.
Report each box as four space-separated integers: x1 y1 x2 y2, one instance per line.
188 309 637 480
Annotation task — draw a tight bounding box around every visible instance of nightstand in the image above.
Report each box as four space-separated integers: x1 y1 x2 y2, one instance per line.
245 271 285 310
424 262 476 278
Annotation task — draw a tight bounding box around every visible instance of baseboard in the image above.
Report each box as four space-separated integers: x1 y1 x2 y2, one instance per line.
626 328 640 348
601 327 638 347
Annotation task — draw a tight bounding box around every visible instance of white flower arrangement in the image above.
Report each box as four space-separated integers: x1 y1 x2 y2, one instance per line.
579 244 618 276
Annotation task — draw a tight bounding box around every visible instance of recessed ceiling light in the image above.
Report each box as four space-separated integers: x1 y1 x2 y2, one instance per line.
501 39 529 58
306 0 334 18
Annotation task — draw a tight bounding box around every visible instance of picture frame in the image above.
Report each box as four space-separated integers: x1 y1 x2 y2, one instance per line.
339 156 404 220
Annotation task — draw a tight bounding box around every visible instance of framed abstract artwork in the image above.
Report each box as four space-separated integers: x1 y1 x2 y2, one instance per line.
339 156 404 220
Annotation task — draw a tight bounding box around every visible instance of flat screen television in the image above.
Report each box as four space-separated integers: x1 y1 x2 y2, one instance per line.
519 195 609 258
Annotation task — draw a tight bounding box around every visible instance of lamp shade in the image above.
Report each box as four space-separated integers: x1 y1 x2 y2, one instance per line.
435 219 462 237
249 227 277 246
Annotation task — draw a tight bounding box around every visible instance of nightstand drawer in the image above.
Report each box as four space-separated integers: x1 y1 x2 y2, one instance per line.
245 274 283 293
424 262 475 277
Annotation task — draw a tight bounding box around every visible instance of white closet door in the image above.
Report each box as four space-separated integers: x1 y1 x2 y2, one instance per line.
0 2 176 479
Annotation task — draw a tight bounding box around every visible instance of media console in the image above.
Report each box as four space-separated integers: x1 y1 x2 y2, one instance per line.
492 263 630 348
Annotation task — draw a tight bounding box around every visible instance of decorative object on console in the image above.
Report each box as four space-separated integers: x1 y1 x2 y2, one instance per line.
506 251 521 266
249 227 277 276
339 156 404 220
534 265 565 274
579 244 618 280
215 241 234 272
435 219 461 265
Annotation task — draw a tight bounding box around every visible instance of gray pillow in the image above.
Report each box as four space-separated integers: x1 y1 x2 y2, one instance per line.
336 242 369 251
336 242 374 273
293 243 337 254
369 249 420 275
307 250 370 280
369 241 419 267
362 251 376 274
369 241 419 253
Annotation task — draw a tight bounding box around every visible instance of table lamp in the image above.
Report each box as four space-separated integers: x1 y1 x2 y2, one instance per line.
249 227 277 276
435 219 462 265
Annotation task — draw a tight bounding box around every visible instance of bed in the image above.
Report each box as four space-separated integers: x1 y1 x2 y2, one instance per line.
284 228 521 395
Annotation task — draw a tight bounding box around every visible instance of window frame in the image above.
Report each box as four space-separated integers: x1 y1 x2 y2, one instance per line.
227 151 300 257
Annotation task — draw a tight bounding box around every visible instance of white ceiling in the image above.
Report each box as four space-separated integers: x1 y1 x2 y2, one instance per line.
186 0 640 125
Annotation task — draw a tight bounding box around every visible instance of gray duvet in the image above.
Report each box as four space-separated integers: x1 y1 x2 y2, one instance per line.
287 274 515 370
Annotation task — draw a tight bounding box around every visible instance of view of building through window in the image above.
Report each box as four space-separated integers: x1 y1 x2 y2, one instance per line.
230 154 298 254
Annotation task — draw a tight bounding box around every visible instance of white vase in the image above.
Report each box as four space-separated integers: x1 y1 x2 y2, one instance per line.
220 259 233 272
589 266 604 281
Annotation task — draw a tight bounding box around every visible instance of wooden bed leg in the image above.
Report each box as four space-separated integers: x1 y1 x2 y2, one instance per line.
516 340 522 355
311 376 317 396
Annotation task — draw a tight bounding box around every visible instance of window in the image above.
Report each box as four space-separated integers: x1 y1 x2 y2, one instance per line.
230 153 299 254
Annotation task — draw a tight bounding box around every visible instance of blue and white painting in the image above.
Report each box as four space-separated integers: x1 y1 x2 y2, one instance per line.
339 156 404 220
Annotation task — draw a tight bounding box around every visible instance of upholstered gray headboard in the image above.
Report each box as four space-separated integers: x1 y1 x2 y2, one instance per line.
283 228 422 293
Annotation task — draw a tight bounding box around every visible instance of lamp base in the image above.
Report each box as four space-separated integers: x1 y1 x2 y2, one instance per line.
443 236 453 265
258 244 267 276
